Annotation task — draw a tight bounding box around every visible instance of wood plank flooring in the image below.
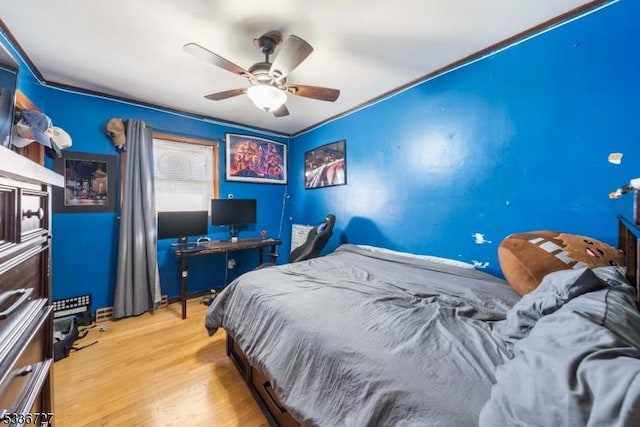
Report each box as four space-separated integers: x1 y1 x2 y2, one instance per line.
53 298 268 427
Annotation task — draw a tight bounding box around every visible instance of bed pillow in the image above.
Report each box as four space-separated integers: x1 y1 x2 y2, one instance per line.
498 230 625 295
354 245 476 269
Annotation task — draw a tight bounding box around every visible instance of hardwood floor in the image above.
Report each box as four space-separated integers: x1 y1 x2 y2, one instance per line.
53 298 268 427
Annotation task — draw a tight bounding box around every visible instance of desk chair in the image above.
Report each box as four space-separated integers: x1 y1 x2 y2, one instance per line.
258 214 336 268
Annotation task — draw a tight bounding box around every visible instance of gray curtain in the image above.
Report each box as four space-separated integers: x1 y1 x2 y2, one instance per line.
113 120 157 318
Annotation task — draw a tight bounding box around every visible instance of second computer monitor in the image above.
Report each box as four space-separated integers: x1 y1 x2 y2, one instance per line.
211 198 257 238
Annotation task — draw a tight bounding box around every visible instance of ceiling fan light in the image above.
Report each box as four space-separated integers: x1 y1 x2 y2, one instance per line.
246 85 287 112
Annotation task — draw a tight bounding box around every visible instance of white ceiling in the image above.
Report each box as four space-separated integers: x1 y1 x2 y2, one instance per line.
0 0 598 136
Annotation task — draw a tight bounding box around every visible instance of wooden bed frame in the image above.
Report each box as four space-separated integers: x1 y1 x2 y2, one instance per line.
619 215 640 306
226 196 640 427
226 334 301 427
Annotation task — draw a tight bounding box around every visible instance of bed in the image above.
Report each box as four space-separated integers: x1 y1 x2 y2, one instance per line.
205 216 640 427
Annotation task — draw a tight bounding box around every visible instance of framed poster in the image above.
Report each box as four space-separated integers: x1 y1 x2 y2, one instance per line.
225 133 287 184
53 151 117 213
304 140 346 189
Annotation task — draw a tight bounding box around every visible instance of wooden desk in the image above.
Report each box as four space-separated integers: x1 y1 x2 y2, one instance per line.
173 237 282 319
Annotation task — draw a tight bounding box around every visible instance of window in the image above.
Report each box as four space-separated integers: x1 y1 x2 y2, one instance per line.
152 133 219 212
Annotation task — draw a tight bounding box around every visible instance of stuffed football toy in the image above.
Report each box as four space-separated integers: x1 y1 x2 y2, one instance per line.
498 231 625 295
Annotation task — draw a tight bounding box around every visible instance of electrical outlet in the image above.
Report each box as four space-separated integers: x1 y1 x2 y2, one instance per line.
227 259 236 269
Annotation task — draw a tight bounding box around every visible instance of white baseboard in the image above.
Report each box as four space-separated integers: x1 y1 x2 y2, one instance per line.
95 294 168 322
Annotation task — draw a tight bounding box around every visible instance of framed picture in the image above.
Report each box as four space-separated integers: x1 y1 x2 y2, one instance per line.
226 133 287 184
53 151 117 213
304 140 347 189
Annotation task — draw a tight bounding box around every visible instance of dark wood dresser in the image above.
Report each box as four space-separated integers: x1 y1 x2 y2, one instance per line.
0 146 63 426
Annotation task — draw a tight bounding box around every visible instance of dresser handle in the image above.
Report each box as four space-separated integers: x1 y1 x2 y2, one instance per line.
6 359 53 420
22 207 45 220
0 288 33 320
15 365 34 376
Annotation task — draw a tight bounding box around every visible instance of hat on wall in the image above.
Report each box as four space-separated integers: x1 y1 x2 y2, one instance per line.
10 125 35 148
105 118 125 149
16 110 53 148
45 126 73 158
51 126 72 149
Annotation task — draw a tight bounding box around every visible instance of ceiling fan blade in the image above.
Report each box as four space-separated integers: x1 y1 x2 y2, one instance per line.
286 85 340 102
184 43 250 77
269 35 313 81
204 88 246 101
272 104 289 117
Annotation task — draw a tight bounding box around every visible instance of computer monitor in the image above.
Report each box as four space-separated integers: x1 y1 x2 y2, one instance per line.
210 198 256 239
157 210 208 244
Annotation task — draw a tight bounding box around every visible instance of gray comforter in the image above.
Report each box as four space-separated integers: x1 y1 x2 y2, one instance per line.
480 267 640 427
205 244 640 426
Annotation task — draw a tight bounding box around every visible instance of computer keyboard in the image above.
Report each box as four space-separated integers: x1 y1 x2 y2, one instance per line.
173 242 201 252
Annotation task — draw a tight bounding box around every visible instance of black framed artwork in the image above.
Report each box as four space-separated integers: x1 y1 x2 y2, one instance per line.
304 140 347 189
53 151 117 213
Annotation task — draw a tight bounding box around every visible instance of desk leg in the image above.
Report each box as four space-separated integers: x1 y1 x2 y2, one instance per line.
179 255 189 320
258 244 278 264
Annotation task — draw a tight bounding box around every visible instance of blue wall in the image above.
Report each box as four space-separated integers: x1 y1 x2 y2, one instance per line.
2 0 638 310
289 0 640 277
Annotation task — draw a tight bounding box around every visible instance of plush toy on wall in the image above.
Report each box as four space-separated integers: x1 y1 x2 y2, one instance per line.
498 231 626 295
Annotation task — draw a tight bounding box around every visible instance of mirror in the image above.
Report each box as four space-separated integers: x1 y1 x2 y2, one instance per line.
0 40 19 149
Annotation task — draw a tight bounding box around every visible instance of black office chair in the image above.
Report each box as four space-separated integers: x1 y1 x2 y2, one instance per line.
257 214 336 268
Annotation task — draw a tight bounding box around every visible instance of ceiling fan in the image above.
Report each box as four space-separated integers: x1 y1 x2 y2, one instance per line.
184 31 340 117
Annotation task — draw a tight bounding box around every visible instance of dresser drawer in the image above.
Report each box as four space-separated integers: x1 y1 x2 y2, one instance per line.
0 320 48 409
0 300 52 426
0 245 47 299
18 189 48 243
0 185 18 249
0 359 52 427
250 367 299 427
0 299 50 378
227 334 250 381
